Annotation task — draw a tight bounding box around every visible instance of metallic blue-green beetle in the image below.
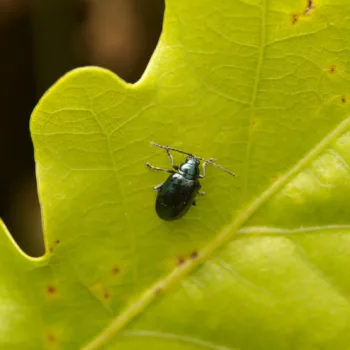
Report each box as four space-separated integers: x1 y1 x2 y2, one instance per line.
146 142 235 221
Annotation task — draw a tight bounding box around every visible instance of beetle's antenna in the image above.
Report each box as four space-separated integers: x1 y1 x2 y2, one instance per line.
150 142 194 157
201 158 235 177
150 142 235 177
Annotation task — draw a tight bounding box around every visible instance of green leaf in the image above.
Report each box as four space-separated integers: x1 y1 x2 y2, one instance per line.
1 0 350 348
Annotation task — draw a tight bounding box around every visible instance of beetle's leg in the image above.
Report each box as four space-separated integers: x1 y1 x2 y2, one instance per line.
153 183 163 191
166 148 179 170
199 158 215 178
192 200 196 206
198 191 206 196
146 162 175 174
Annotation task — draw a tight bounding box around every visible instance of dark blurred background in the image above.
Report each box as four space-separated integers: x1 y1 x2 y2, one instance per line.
0 0 164 257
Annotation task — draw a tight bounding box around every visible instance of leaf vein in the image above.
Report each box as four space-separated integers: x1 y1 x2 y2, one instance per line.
242 0 267 201
122 330 239 350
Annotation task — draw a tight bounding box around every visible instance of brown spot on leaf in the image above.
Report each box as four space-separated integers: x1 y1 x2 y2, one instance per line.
103 291 110 299
292 1 314 25
177 256 185 265
329 65 336 73
49 240 60 253
341 96 347 104
305 0 314 15
292 14 299 25
47 334 55 343
190 251 199 259
112 266 120 275
47 286 56 294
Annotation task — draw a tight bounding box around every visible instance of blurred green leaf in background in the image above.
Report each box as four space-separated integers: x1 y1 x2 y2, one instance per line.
1 0 350 349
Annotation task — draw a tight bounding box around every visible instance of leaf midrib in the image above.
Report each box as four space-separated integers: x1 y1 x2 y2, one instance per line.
82 116 350 349
243 0 267 202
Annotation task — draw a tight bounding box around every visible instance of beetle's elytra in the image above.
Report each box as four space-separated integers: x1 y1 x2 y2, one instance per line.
146 142 235 221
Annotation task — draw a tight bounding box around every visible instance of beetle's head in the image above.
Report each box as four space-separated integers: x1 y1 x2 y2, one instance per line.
179 156 200 178
185 155 200 165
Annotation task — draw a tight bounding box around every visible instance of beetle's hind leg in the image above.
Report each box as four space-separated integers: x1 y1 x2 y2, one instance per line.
146 162 175 174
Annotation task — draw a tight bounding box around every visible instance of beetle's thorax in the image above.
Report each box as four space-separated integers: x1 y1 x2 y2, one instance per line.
178 156 200 180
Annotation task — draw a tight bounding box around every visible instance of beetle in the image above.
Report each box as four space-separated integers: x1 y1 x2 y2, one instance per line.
146 142 235 221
